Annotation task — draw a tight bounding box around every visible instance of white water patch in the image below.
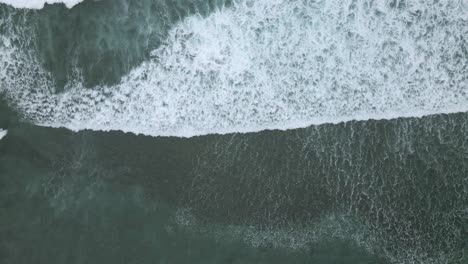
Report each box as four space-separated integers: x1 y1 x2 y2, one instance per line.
0 0 82 9
2 0 468 137
0 129 7 140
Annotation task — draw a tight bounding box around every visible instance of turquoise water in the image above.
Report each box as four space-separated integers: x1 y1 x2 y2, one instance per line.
1 0 467 263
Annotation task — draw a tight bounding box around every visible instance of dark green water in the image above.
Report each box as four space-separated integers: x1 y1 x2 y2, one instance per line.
1 0 468 263
1 97 394 264
1 96 467 263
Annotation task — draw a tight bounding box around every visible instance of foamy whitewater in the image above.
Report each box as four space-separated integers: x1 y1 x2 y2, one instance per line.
0 0 82 9
1 0 468 137
0 129 7 140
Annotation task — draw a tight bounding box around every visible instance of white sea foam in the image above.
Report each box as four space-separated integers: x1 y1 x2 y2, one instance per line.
0 0 82 9
0 129 7 140
2 0 468 137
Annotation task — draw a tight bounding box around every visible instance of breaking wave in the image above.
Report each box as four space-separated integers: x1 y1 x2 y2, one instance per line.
1 0 468 137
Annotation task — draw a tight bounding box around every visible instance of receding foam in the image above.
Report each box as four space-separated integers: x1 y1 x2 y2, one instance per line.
0 0 82 9
2 0 468 137
0 129 7 140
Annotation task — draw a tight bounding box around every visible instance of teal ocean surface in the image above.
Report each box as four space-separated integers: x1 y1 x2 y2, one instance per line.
0 0 467 263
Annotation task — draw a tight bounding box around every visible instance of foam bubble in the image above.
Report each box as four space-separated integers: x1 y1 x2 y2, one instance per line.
0 0 82 9
2 0 468 137
0 129 7 140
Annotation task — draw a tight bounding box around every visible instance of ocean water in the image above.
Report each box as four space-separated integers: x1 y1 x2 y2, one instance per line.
0 0 467 263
